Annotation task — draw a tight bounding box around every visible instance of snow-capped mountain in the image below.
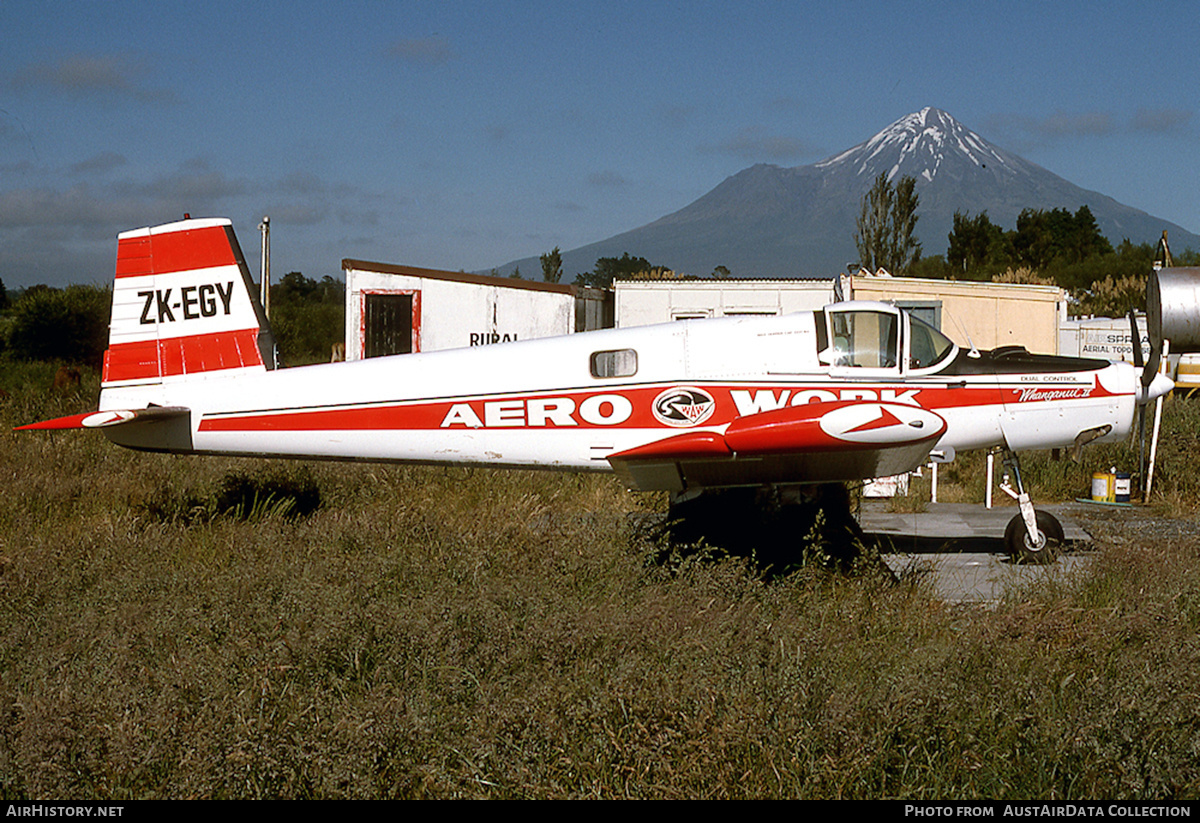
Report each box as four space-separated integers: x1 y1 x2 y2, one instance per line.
500 108 1199 278
815 107 1028 184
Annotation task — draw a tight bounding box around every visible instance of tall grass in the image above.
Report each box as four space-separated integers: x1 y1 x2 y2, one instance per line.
3 365 1200 797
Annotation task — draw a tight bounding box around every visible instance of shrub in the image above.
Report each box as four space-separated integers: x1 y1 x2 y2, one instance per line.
8 285 111 366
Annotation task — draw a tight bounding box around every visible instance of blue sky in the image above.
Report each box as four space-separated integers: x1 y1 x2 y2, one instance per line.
2 0 1198 288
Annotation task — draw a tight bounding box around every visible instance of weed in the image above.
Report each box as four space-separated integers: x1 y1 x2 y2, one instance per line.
886 475 929 513
214 467 322 521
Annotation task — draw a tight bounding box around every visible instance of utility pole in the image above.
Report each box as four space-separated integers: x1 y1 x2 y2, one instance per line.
259 216 271 318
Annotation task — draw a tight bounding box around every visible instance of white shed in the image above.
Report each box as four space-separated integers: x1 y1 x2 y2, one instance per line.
1058 315 1150 363
342 260 592 360
615 279 836 328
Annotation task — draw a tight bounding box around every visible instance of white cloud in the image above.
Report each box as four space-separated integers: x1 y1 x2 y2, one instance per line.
1130 107 1193 134
587 171 626 187
387 36 454 65
69 152 128 176
11 54 176 105
698 126 817 162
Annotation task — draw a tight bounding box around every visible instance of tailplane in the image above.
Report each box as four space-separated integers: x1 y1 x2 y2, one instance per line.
17 217 273 436
103 217 276 388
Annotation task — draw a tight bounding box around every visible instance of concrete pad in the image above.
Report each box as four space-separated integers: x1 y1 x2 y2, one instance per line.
861 500 1094 604
860 500 1090 543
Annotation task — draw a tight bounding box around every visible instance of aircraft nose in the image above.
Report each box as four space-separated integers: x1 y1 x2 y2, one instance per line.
1138 371 1174 405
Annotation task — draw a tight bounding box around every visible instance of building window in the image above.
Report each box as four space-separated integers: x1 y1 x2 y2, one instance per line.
894 300 942 329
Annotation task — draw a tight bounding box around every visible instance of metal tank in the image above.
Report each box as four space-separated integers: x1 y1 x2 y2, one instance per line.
1149 267 1200 351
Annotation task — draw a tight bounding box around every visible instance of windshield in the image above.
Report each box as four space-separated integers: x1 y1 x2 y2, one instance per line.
830 310 899 369
908 315 956 369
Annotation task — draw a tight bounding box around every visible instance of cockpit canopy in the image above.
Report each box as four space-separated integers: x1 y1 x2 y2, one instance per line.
908 313 956 369
818 303 956 374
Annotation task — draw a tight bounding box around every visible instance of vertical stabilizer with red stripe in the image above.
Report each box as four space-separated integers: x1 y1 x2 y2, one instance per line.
103 218 276 388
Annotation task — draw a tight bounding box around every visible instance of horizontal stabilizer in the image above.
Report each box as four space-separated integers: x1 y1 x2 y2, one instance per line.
16 406 190 431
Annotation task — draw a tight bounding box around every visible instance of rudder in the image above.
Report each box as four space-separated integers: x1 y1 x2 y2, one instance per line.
103 218 276 388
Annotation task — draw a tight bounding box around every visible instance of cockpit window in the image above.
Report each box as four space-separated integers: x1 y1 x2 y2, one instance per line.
590 348 638 378
829 310 898 369
908 315 955 369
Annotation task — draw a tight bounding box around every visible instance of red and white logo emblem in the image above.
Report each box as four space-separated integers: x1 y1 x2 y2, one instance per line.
817 403 946 445
652 386 717 427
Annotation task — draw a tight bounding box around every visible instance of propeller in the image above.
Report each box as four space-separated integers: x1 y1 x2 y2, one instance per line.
1128 308 1172 407
1129 308 1149 492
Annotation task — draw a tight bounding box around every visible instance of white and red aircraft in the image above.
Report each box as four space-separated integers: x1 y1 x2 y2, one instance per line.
20 218 1177 562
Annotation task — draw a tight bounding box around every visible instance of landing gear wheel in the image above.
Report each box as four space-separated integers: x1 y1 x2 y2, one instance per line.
1005 510 1064 564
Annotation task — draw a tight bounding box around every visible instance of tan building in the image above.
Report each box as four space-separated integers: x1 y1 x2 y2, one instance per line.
848 274 1067 355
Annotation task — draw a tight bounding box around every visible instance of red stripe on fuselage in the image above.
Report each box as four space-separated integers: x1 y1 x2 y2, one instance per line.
103 328 263 382
115 225 238 279
196 377 1125 434
201 386 666 432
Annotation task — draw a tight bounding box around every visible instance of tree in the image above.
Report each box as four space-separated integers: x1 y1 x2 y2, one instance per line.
269 272 345 365
271 272 344 307
854 173 921 275
908 254 950 280
1063 205 1112 263
1011 206 1112 271
540 247 562 284
574 252 655 288
711 265 731 280
947 210 1008 276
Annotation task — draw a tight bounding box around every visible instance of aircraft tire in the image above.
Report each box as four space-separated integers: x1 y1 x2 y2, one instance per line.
1005 510 1063 564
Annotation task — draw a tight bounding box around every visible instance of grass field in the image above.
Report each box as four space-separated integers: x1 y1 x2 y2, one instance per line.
2 362 1200 798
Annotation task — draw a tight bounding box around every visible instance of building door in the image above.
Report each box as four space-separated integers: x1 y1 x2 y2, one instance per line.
364 293 414 357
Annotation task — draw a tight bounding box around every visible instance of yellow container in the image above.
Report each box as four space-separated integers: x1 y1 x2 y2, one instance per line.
1091 472 1115 503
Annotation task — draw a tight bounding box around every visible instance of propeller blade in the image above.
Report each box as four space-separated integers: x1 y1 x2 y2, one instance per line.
1128 309 1144 370
1143 342 1162 388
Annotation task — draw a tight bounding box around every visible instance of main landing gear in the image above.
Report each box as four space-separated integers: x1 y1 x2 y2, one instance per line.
999 449 1063 564
664 483 877 575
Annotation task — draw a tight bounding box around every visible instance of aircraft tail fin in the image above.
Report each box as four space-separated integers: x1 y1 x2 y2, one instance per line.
102 218 276 389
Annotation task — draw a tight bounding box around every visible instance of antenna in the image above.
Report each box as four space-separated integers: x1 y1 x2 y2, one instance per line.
947 310 980 358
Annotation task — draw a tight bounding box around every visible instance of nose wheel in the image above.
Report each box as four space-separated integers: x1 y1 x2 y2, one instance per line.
1004 509 1063 564
999 449 1065 564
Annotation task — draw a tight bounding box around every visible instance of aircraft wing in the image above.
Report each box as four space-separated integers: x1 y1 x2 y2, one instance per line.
607 400 947 493
15 406 191 431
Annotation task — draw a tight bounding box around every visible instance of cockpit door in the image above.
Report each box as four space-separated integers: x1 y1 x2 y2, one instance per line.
822 307 902 380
